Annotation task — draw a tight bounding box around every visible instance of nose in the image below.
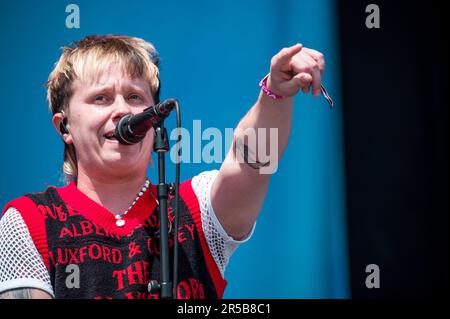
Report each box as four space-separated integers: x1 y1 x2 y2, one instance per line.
111 96 132 122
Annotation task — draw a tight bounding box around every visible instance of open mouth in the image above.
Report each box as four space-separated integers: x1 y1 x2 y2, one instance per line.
104 133 117 140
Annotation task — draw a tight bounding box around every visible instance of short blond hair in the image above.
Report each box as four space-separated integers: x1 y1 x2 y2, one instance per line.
45 35 161 181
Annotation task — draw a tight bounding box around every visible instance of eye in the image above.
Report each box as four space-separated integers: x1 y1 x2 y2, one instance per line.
93 95 109 104
128 94 142 101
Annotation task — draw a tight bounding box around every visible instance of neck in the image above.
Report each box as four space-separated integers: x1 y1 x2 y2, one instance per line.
75 169 148 216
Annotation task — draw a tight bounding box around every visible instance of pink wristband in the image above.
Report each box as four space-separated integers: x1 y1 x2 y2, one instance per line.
259 74 284 100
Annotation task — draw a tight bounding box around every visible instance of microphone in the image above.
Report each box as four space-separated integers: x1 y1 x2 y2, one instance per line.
114 98 177 145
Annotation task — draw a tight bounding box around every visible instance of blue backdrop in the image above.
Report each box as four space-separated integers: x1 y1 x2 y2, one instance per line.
0 0 348 298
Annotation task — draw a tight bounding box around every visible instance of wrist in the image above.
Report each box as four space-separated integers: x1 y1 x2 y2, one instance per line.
259 74 284 100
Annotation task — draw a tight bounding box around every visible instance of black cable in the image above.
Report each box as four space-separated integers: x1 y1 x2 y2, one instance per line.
172 101 181 299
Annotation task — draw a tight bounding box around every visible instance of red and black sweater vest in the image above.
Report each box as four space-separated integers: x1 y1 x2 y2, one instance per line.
2 180 227 299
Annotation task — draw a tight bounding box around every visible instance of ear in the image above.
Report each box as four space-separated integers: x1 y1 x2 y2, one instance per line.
52 112 73 145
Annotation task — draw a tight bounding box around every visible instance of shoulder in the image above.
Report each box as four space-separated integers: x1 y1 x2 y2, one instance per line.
1 188 57 271
178 170 219 212
191 170 219 195
1 184 64 218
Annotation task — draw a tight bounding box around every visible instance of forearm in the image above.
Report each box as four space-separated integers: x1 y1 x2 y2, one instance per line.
231 43 325 175
213 93 293 238
233 91 294 175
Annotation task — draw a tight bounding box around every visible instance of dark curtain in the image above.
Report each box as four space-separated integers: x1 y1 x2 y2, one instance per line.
338 0 448 298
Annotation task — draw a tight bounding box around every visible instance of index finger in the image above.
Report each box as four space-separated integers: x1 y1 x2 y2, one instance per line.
271 43 303 71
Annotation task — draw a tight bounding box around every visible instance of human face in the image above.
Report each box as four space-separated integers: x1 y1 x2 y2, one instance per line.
65 64 155 180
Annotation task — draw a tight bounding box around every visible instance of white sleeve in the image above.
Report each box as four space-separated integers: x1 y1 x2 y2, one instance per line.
191 170 256 278
0 207 54 297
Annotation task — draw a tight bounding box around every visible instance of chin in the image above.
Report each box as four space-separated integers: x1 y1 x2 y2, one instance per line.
104 156 148 173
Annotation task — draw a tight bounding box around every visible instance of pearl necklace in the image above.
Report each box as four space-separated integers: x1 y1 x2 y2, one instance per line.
115 179 152 227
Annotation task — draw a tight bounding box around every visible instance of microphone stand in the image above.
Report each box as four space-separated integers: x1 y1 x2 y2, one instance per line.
149 120 173 299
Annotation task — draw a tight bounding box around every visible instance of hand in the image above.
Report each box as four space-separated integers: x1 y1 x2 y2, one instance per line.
267 43 326 98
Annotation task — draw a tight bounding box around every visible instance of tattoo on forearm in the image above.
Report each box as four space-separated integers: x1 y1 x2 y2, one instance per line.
235 138 270 169
0 288 32 299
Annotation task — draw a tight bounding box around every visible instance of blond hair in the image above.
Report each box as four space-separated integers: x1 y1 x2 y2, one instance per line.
45 35 161 181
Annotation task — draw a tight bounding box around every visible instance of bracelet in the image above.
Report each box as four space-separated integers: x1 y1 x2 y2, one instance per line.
259 74 284 100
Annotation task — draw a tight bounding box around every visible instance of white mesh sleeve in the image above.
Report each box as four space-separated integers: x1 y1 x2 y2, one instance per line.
192 170 256 278
0 207 54 297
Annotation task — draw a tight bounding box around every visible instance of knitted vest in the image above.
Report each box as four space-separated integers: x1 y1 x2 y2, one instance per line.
2 180 226 299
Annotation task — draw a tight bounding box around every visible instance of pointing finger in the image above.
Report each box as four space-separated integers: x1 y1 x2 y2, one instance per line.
271 43 303 72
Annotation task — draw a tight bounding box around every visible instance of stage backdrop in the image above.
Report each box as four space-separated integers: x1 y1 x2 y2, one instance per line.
0 0 348 298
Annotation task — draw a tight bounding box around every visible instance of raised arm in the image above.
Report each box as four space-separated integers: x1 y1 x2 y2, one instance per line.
211 44 326 239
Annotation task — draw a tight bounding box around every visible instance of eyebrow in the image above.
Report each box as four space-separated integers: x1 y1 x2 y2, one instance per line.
85 83 149 95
